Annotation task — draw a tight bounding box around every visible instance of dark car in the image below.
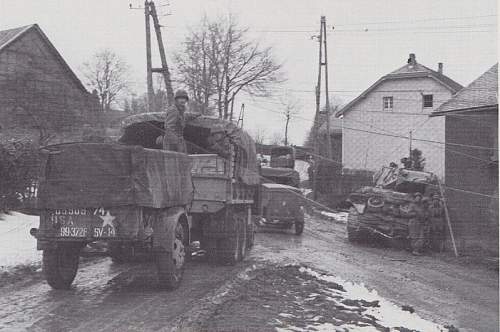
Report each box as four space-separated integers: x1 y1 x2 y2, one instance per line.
255 183 305 235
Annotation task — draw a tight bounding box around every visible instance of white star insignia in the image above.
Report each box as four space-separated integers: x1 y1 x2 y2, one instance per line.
100 211 116 229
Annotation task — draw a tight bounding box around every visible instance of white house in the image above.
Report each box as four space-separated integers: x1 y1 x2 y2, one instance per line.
335 53 463 179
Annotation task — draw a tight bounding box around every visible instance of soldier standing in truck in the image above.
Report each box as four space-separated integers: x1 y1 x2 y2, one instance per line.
160 89 189 152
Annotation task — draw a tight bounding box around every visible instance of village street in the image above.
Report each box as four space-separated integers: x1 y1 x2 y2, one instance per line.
0 214 497 332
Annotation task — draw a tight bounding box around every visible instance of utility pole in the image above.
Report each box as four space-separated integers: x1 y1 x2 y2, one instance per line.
145 1 154 113
149 1 174 106
409 130 413 158
143 0 175 111
237 103 245 128
312 15 333 200
322 16 333 160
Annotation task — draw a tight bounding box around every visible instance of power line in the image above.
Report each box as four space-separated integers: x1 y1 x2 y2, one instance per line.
248 102 498 154
333 14 497 27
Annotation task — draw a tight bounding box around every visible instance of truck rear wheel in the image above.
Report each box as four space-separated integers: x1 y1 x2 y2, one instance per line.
43 244 80 290
246 222 255 248
217 208 241 265
238 212 247 260
156 221 186 289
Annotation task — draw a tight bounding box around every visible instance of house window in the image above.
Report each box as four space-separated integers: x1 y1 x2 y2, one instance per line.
423 94 433 108
383 96 393 111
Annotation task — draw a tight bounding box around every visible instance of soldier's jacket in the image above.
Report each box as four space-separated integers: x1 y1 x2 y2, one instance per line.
407 202 427 221
164 105 185 141
163 105 186 152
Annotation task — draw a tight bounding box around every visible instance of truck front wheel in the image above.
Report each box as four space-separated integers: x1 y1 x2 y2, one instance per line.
43 244 80 289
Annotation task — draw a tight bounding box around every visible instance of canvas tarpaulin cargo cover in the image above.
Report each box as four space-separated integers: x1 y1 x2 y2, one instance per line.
38 143 193 209
120 112 260 185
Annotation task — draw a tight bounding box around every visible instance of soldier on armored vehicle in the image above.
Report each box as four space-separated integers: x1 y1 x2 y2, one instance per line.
346 165 445 253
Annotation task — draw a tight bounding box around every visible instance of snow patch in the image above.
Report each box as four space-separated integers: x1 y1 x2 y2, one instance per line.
299 267 445 332
0 212 40 269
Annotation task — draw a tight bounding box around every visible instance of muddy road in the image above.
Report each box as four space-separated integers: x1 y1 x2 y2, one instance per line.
0 214 497 331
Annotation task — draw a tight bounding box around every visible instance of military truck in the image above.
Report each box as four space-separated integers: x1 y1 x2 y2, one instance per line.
31 112 258 290
255 183 305 235
270 145 295 169
346 166 442 246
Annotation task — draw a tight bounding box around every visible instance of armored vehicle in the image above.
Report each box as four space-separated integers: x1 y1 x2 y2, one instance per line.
346 166 442 245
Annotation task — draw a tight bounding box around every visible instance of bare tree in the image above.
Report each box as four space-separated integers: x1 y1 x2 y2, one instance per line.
280 97 300 146
81 49 130 112
270 132 284 146
252 128 268 145
175 15 284 119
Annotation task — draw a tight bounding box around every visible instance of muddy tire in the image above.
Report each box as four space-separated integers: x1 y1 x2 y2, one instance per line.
156 221 186 290
217 230 240 265
108 244 134 264
247 222 255 248
217 208 241 265
238 213 247 261
205 238 218 264
43 244 80 290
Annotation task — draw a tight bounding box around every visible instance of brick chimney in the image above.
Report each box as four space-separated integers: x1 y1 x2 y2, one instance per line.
407 53 417 65
438 62 443 74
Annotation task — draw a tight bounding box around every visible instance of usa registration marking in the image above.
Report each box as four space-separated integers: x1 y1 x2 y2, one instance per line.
60 227 88 237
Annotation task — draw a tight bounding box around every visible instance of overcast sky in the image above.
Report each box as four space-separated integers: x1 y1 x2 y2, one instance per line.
0 0 497 144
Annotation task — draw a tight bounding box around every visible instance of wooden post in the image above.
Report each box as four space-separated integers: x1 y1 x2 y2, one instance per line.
322 16 333 160
149 1 175 106
145 1 154 112
437 179 459 257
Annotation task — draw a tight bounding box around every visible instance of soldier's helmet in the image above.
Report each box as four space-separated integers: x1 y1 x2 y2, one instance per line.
174 89 189 101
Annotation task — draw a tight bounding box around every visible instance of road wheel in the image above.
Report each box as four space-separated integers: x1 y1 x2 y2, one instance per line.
217 208 240 265
156 221 186 289
108 243 135 264
43 243 80 290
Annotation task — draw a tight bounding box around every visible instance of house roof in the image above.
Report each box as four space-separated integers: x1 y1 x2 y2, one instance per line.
431 63 498 116
336 54 463 117
0 24 88 93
